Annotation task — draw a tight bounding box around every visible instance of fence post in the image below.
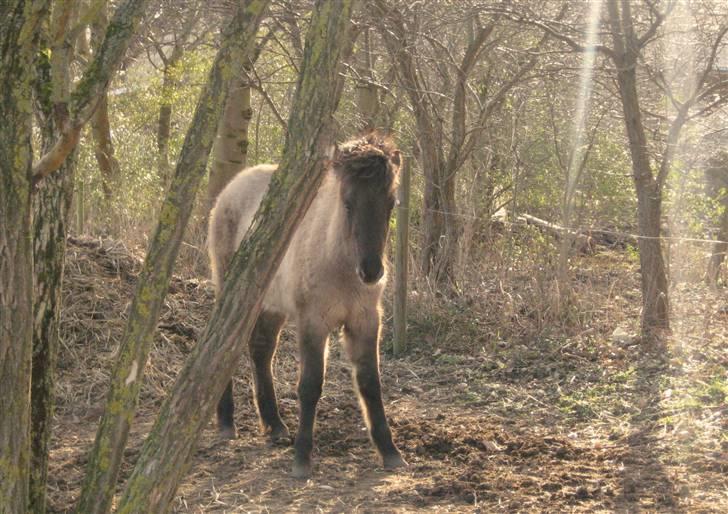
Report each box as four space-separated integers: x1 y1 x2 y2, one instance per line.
393 157 410 356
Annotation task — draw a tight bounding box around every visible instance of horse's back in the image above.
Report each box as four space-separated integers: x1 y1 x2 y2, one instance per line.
208 164 276 295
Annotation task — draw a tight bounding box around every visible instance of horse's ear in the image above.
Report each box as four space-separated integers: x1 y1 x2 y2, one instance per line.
391 150 402 171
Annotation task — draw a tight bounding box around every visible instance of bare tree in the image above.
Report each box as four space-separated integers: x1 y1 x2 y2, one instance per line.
374 0 546 287
1 0 150 511
509 0 728 336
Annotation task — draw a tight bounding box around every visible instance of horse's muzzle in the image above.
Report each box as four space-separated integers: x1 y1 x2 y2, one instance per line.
357 258 384 284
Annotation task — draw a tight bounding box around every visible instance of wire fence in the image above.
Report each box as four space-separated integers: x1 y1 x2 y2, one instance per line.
410 206 728 247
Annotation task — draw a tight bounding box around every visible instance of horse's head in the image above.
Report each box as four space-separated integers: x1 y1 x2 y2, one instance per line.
334 132 401 285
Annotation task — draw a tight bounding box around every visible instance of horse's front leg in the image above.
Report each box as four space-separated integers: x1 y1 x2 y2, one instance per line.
292 322 329 478
344 315 406 469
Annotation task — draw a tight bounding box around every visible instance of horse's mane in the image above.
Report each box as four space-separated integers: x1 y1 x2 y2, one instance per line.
333 131 399 190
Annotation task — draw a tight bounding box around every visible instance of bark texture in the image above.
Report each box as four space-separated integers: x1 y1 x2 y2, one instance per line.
0 2 48 513
607 0 670 334
207 73 254 208
30 4 77 511
115 1 356 511
75 3 271 513
89 1 119 201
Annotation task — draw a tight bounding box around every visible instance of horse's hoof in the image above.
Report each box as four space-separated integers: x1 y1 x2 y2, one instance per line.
218 425 237 440
269 424 291 445
291 459 312 479
383 452 408 470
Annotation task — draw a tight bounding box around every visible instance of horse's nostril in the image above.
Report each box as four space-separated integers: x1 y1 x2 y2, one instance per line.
358 259 383 284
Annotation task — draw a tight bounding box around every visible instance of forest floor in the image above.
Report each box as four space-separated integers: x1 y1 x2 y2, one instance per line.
49 236 726 513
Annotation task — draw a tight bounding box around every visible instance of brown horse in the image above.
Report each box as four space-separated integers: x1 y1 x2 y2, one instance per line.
208 132 406 478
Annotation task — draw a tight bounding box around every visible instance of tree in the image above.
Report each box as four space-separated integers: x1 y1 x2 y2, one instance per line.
0 3 45 512
207 27 275 208
1 0 151 511
75 3 271 513
30 3 79 512
374 0 545 287
149 0 206 187
509 0 728 336
705 151 728 285
115 1 356 511
89 1 121 201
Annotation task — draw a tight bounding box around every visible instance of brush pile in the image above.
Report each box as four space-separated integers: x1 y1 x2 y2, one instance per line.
57 236 215 418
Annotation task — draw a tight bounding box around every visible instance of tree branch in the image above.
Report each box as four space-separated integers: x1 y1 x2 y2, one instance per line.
32 0 151 185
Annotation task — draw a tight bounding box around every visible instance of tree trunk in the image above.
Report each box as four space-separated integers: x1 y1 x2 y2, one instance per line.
30 149 76 514
156 65 174 186
115 2 356 511
0 3 46 513
705 157 728 286
90 1 118 201
91 94 118 200
707 200 728 285
393 156 411 355
418 127 444 278
434 164 459 288
608 0 669 335
29 6 77 511
75 4 271 513
207 73 253 209
354 28 380 130
32 0 151 183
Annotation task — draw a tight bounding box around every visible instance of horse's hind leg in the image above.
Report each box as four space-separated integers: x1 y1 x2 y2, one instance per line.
344 317 406 470
217 381 236 439
249 311 288 441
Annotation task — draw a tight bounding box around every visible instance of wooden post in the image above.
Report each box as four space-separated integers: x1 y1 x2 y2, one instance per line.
393 157 410 356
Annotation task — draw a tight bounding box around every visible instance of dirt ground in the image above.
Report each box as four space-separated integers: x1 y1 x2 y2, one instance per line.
49 237 726 512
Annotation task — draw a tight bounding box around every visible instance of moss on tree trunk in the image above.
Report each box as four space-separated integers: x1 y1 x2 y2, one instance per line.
75 3 271 513
0 2 47 513
115 2 356 511
29 7 78 511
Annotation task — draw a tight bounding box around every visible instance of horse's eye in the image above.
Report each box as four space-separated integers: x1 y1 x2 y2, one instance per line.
344 200 353 212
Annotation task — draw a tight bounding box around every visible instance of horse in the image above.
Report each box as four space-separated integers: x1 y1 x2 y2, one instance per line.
208 131 407 478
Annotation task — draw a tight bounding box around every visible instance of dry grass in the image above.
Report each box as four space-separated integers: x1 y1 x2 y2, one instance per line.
48 235 726 512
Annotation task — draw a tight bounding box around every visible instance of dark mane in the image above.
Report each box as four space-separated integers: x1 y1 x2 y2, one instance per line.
333 131 399 190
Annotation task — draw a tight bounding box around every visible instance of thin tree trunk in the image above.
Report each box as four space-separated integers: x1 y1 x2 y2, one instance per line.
207 73 253 209
0 3 47 513
75 4 271 513
434 165 459 288
90 1 118 201
393 156 411 355
29 5 77 511
115 2 356 511
608 0 669 335
707 203 728 285
156 45 187 188
157 65 174 185
705 159 728 286
354 28 379 130
91 94 118 200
